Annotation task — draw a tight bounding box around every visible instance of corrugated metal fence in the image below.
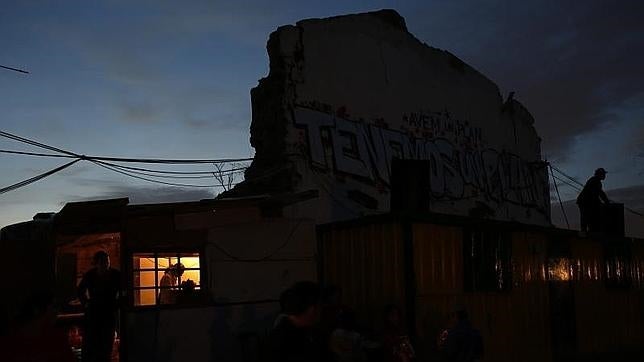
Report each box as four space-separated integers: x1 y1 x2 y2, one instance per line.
319 219 644 362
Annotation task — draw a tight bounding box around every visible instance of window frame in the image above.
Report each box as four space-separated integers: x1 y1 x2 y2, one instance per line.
128 248 207 309
462 228 513 293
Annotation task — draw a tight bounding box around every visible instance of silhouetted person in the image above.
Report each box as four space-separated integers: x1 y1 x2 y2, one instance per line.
442 308 483 362
381 305 415 362
329 309 378 362
319 285 346 362
262 281 323 362
0 291 76 362
77 251 121 362
576 168 610 233
158 263 184 304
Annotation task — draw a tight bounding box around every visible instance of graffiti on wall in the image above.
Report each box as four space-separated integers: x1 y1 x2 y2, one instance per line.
293 106 549 214
402 110 483 148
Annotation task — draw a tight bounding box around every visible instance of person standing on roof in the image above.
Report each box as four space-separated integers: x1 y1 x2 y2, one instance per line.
576 168 610 233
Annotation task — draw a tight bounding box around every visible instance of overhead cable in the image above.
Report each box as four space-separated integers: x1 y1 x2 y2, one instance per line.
549 164 570 229
0 65 29 74
90 160 238 188
0 130 253 164
0 149 76 158
0 159 80 194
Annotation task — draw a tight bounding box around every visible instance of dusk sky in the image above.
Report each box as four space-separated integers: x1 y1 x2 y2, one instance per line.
2 0 643 228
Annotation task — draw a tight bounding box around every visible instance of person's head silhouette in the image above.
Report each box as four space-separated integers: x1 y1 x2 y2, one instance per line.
594 168 607 180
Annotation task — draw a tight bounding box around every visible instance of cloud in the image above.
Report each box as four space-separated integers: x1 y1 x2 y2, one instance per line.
405 0 644 158
66 184 216 205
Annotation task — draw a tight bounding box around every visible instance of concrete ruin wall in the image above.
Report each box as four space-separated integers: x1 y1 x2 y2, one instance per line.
234 9 551 226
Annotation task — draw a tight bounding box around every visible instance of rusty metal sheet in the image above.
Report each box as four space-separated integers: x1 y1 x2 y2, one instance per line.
319 222 406 330
413 223 462 295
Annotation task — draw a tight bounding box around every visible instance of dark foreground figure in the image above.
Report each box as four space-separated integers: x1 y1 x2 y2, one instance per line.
262 281 323 362
381 304 415 362
576 168 610 233
443 308 483 362
77 251 121 362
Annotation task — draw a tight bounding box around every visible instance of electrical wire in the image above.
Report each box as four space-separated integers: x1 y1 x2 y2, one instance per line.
0 159 81 194
93 163 249 175
1 147 250 177
0 130 76 157
551 173 582 192
95 160 247 180
550 165 584 187
208 219 303 262
549 164 570 229
90 160 239 188
0 130 253 164
0 65 29 74
0 149 76 158
0 129 253 193
88 155 253 164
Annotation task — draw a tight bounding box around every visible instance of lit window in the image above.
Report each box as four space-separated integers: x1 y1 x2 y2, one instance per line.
463 229 512 292
547 258 572 281
132 252 201 306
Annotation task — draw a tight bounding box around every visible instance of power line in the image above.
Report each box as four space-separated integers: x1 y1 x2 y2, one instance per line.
0 65 29 74
551 173 582 193
550 165 584 187
89 155 253 164
0 159 80 195
96 160 247 180
0 149 76 158
0 130 252 194
1 148 250 175
0 130 75 157
93 162 249 175
0 130 253 164
549 164 570 229
90 160 238 188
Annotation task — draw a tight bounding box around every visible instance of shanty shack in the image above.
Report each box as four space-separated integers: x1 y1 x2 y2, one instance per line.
2 193 317 362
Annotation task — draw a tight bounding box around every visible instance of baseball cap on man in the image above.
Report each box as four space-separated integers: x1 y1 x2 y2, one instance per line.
595 168 607 176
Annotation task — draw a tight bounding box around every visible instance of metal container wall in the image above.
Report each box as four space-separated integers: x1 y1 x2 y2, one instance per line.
571 238 644 356
319 218 644 361
319 222 406 332
413 225 552 362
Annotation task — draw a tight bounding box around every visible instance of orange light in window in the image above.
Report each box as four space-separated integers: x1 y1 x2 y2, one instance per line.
548 258 571 281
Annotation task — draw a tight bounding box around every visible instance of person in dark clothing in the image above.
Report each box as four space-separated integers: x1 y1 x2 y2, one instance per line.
381 304 415 362
263 281 323 362
576 168 610 233
77 251 121 362
442 308 483 362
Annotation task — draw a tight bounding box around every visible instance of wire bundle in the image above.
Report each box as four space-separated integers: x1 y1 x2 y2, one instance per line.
0 130 252 193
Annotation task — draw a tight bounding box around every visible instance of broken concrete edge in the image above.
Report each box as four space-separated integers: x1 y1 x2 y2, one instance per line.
268 9 536 126
232 9 545 221
294 9 408 33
